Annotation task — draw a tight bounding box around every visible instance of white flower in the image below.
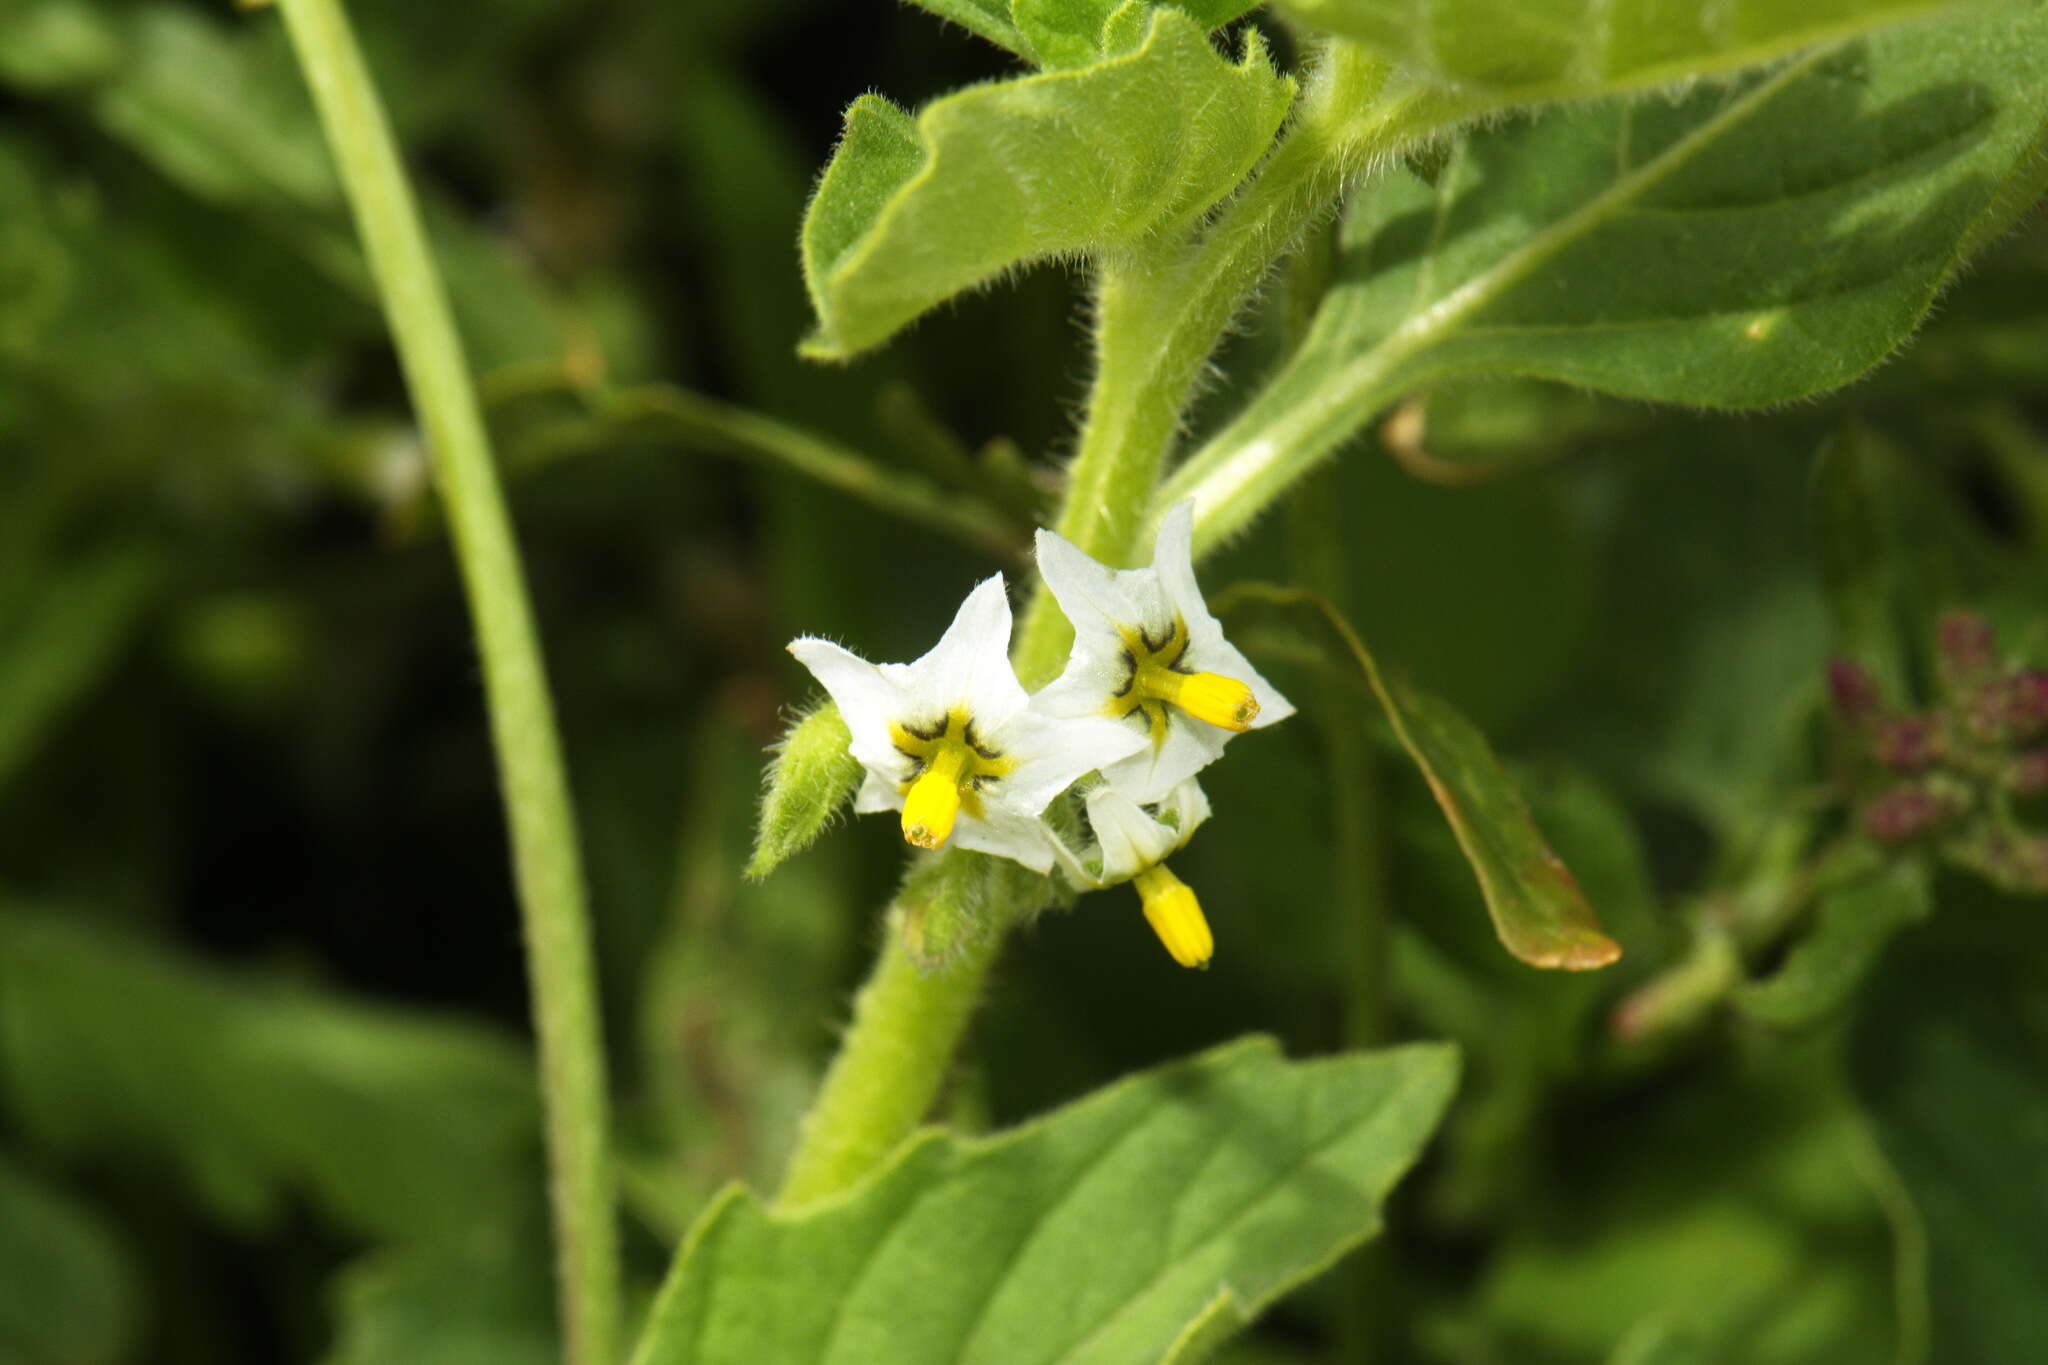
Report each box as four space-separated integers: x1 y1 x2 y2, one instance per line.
788 575 1145 873
1080 780 1211 886
1035 501 1294 803
1059 780 1216 970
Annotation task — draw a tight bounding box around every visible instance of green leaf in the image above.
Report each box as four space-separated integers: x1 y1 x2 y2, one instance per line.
321 1236 556 1365
1455 1054 1897 1364
1852 915 2048 1364
1223 584 1621 969
0 550 157 795
1012 0 1267 66
800 7 1293 358
0 1154 137 1365
1276 0 1984 101
0 0 121 91
906 0 1265 64
0 910 538 1245
1167 5 2048 541
902 0 1029 55
631 1037 1458 1365
1734 861 1930 1029
745 702 863 880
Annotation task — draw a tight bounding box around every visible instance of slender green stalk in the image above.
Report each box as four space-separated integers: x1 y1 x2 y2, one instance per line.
272 3 619 1361
776 905 1000 1208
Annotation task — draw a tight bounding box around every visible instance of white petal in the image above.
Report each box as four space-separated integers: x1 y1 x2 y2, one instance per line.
1157 778 1212 840
1150 500 1297 728
787 638 909 775
1030 651 1133 721
988 707 1148 815
952 809 1058 873
853 769 901 814
905 575 1028 727
1150 501 1218 643
1035 529 1170 643
1086 787 1178 882
1099 713 1229 804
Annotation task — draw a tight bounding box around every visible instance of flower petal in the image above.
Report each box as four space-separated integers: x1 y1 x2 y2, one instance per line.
989 706 1147 815
853 769 901 814
953 809 1059 874
1100 712 1229 804
904 575 1028 727
1036 529 1169 643
1087 787 1178 882
787 638 910 777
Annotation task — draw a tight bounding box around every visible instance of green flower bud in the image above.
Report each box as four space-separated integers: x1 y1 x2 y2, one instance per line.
745 703 863 881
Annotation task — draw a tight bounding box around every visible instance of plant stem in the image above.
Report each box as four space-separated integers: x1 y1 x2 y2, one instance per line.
272 3 619 1361
776 905 1000 1208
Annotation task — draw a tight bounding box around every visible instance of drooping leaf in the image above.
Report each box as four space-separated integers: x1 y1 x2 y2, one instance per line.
1167 5 2048 542
1851 915 2048 1364
745 702 863 880
0 1154 137 1365
1222 584 1621 969
0 910 539 1245
631 1037 1458 1365
800 6 1293 358
1277 0 1985 101
1734 860 1930 1028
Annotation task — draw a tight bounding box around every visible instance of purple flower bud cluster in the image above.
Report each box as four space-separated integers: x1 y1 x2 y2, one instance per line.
1828 611 2048 865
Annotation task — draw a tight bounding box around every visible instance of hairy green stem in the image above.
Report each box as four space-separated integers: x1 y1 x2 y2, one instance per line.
776 905 1000 1208
273 2 619 1360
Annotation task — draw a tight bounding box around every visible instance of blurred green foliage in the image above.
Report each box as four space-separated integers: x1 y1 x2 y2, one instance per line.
4 0 2048 1362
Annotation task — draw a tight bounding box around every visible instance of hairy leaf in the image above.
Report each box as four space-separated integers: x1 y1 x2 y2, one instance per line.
631 1037 1457 1365
0 910 538 1244
0 1154 137 1365
1734 861 1929 1028
746 702 863 880
1277 0 1984 100
801 6 1293 358
1168 5 2048 542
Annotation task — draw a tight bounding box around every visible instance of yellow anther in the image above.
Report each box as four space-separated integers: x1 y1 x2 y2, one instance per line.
1144 670 1259 732
1135 863 1213 969
900 746 970 848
